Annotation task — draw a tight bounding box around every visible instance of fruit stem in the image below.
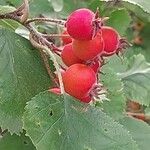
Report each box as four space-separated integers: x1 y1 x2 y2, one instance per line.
126 112 150 120
29 34 65 94
26 18 65 25
42 33 71 38
20 0 29 23
39 49 59 87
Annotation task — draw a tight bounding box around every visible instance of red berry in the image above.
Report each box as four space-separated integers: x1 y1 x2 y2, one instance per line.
61 30 72 45
73 33 104 61
101 26 120 56
80 95 91 103
66 8 95 40
61 43 84 67
62 64 97 100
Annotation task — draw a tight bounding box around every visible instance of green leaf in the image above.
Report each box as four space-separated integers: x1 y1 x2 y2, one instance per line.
145 107 150 116
0 0 21 6
0 1 8 5
125 46 150 63
4 0 53 17
107 8 131 35
29 0 53 16
101 0 150 13
140 22 150 62
122 0 150 14
121 1 150 22
0 5 19 30
0 28 51 134
118 54 150 106
120 117 150 150
0 19 19 31
106 55 129 73
100 67 126 120
59 0 88 18
51 0 64 12
0 5 16 14
88 1 106 15
0 132 36 150
23 91 139 150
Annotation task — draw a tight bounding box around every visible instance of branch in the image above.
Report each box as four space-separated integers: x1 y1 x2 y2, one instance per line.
42 33 70 38
20 0 29 23
26 18 65 25
39 50 59 87
0 0 29 23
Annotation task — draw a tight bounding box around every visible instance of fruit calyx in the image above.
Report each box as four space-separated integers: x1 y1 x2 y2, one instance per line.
116 38 131 55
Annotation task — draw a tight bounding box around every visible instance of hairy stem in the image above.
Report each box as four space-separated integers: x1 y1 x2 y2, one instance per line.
26 18 65 25
39 50 59 87
29 34 65 94
20 0 29 23
42 33 70 38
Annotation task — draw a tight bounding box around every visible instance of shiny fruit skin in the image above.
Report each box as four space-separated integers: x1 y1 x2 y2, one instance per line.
101 26 120 56
79 95 91 103
62 64 97 99
61 30 72 45
73 33 104 61
66 8 95 40
61 43 84 67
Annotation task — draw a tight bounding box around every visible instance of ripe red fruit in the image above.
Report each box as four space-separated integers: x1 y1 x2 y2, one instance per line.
62 64 96 100
101 26 120 56
61 30 72 45
73 33 104 61
80 95 91 103
66 8 95 40
61 43 84 67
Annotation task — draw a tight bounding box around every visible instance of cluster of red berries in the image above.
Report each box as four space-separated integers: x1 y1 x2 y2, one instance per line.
50 8 129 103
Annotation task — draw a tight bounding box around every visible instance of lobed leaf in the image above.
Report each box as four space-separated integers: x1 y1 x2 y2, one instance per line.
0 28 51 134
23 91 139 150
0 5 16 15
118 54 150 106
100 67 126 120
0 131 36 150
107 8 131 35
122 0 150 14
120 117 150 150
